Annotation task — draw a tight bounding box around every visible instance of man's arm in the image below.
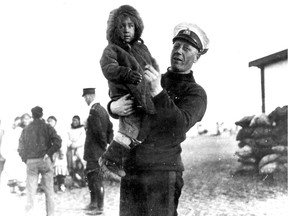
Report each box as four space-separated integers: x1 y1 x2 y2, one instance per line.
106 119 114 144
89 106 110 148
144 65 207 132
107 94 135 119
46 126 62 157
153 88 207 132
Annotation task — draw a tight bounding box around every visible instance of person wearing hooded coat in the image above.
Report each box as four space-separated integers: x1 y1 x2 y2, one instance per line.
99 4 159 177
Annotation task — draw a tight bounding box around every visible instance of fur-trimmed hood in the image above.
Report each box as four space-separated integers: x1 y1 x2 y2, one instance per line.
106 5 144 47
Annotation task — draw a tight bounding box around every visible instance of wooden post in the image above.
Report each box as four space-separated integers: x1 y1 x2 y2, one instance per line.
260 67 265 113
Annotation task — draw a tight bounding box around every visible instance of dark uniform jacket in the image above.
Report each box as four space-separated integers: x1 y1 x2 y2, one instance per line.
109 69 207 171
18 119 62 162
84 103 114 163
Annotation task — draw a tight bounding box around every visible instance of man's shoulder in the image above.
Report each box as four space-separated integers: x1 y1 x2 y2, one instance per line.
91 103 108 114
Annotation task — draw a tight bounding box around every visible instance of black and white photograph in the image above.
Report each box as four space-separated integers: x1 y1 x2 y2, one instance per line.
0 0 287 215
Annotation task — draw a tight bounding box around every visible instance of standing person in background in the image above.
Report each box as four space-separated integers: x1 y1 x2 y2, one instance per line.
82 88 114 215
18 106 62 216
67 115 86 187
108 23 209 216
4 116 26 193
20 113 32 128
47 116 68 193
0 120 5 185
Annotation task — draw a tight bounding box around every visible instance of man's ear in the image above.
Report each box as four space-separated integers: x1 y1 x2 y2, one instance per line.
193 53 201 63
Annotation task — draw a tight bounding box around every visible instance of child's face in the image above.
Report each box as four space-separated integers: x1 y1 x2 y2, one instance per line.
119 17 135 43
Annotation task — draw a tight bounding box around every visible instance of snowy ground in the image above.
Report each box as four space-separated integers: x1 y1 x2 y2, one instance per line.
0 136 287 216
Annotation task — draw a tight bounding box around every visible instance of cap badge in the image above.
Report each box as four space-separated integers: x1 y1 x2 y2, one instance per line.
183 29 191 35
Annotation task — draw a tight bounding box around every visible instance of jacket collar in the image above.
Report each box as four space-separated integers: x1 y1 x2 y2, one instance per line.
166 67 196 83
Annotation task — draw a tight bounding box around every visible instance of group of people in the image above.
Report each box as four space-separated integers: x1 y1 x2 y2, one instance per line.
1 4 210 216
0 110 88 213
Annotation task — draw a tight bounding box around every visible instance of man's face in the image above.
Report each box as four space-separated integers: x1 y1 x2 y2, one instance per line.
84 95 90 105
47 119 56 128
170 40 199 73
119 17 135 43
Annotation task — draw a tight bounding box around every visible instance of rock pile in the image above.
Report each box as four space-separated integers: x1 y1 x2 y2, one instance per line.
234 106 287 177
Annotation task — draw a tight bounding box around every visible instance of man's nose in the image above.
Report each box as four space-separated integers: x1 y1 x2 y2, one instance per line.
175 46 183 54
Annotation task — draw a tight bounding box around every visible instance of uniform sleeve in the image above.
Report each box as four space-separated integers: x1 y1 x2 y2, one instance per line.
152 87 207 133
89 108 109 148
46 126 62 157
100 46 131 82
106 119 114 143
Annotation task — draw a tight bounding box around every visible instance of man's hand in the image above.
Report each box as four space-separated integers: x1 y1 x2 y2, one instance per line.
144 65 163 97
110 94 135 116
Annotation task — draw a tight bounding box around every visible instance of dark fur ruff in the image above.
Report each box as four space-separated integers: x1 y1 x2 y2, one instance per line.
106 5 144 48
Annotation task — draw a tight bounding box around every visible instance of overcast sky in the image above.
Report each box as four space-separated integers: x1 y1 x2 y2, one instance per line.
0 0 287 131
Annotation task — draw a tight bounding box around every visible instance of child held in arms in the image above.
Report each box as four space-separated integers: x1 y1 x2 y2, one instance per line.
99 5 159 177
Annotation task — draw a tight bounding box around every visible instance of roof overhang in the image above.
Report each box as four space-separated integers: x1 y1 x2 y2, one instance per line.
249 49 288 68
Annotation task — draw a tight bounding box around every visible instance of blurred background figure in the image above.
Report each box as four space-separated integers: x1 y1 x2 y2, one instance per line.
20 113 32 128
67 115 86 187
3 116 27 194
0 120 5 185
47 116 68 193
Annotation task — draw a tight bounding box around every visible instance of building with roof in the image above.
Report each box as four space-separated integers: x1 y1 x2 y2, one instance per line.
249 49 288 113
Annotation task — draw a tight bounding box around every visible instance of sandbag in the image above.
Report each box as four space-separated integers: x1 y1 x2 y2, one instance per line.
235 145 253 158
236 127 255 140
277 155 287 164
268 106 288 123
235 115 255 127
252 147 274 159
249 114 272 127
277 163 287 172
238 157 257 164
273 122 287 137
255 137 278 148
258 153 280 169
275 134 288 146
251 127 274 138
259 162 278 174
272 146 288 154
238 138 256 148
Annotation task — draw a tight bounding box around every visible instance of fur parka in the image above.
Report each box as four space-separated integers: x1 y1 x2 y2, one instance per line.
100 5 159 113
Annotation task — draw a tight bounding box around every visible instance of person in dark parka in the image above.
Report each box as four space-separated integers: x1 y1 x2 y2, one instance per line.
99 5 159 177
107 23 209 216
82 88 114 214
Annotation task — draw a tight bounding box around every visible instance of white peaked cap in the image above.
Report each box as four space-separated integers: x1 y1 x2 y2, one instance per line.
173 22 210 55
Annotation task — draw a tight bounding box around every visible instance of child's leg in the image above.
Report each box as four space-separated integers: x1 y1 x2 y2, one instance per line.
99 115 142 177
99 132 131 178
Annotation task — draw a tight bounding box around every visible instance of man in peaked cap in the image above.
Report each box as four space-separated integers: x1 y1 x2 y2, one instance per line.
82 88 114 214
106 23 209 215
18 106 62 216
